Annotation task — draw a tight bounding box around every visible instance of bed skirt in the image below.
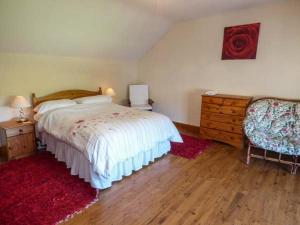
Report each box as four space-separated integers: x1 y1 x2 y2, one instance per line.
41 132 170 189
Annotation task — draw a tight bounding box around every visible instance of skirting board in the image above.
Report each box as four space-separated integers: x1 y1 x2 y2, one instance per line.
173 122 200 137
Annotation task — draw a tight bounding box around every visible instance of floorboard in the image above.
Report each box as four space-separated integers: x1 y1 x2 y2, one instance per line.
64 142 300 225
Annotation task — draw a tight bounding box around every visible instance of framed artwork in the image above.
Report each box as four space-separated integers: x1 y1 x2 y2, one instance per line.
222 23 260 60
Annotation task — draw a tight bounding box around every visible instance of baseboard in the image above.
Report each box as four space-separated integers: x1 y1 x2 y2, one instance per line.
173 121 200 137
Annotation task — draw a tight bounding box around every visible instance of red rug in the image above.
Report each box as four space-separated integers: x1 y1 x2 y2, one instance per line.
170 134 211 159
0 152 97 225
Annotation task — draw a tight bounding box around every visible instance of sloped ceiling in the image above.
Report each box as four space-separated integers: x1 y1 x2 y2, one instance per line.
0 0 281 60
126 0 283 22
0 0 171 60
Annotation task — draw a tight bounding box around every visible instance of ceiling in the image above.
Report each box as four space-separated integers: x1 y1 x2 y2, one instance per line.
126 0 283 21
0 0 282 60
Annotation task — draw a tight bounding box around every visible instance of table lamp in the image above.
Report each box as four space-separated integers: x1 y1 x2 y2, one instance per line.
105 88 116 97
11 96 31 122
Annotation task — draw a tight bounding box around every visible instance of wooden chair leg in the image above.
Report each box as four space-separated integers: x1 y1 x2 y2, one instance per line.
291 156 298 175
278 153 282 163
264 149 267 159
246 143 251 165
291 165 298 175
291 165 295 175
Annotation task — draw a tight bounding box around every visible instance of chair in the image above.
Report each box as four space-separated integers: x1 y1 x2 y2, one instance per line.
129 85 154 111
244 97 300 174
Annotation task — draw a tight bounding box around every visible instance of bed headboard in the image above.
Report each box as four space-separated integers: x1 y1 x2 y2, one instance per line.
32 87 102 107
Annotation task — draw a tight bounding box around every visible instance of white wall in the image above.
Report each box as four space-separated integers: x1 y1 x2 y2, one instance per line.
0 53 137 121
138 0 300 126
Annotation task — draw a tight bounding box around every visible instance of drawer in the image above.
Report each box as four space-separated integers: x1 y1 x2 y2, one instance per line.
201 113 244 126
202 96 224 105
200 127 244 149
223 98 250 107
202 103 245 116
6 125 34 138
201 119 243 134
202 96 250 107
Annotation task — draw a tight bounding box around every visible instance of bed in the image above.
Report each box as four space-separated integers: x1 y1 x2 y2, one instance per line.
32 88 182 191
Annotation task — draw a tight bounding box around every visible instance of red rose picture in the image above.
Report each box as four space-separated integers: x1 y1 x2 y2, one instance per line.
222 23 260 60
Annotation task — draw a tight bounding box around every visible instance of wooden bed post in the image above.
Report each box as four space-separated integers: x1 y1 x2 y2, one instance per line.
32 93 37 108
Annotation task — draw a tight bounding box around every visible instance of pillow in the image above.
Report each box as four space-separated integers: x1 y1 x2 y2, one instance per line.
34 99 77 114
74 95 112 104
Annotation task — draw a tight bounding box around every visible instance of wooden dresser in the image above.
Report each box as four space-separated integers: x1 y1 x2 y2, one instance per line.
200 94 252 149
0 120 36 160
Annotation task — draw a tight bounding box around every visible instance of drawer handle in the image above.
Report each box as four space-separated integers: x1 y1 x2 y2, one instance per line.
19 129 23 133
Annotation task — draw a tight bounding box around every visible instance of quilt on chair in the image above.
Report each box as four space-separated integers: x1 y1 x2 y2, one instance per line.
244 98 300 155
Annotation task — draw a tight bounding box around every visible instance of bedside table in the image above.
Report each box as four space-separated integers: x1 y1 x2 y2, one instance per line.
0 120 36 160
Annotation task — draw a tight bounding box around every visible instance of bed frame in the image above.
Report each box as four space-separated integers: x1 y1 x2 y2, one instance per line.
32 87 103 107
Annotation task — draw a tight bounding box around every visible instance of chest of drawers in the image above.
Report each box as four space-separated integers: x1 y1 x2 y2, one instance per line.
200 94 252 149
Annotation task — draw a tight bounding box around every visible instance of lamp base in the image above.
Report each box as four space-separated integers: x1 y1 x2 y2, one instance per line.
17 118 29 123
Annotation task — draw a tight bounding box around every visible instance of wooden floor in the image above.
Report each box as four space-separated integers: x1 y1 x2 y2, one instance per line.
65 142 300 225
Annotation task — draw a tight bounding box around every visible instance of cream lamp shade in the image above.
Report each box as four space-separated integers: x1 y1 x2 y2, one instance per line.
105 88 116 97
11 96 31 122
11 96 31 109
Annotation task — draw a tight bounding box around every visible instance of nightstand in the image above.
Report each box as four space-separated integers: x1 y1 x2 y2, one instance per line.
0 120 36 160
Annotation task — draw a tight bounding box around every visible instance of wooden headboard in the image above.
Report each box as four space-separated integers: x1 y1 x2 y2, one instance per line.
32 87 102 107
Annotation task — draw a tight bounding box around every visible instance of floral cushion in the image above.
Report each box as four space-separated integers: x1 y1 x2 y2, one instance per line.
244 99 300 155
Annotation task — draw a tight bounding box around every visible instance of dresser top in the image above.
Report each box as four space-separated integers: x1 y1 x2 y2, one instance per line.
202 94 252 100
0 120 34 129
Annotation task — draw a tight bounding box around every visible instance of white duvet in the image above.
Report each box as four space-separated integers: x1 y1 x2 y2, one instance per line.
37 103 182 177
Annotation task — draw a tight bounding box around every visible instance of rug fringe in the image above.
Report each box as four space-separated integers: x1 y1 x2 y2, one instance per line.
56 197 99 225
